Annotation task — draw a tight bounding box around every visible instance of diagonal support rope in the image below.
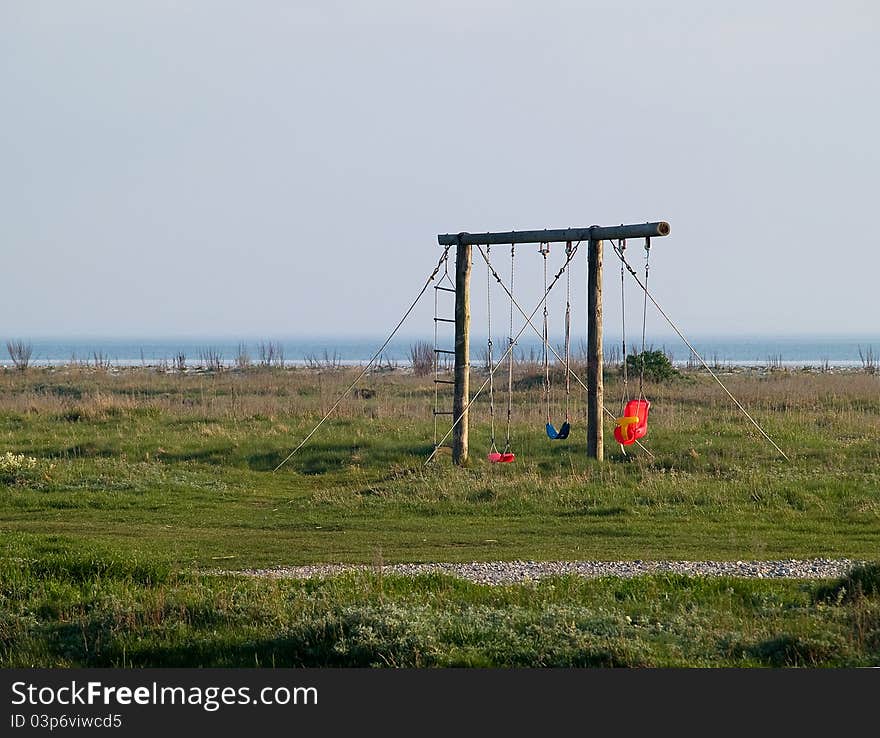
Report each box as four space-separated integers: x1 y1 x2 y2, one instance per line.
610 242 790 462
274 246 452 472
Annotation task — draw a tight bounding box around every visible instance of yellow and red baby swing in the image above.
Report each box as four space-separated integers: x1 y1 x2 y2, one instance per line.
613 238 652 448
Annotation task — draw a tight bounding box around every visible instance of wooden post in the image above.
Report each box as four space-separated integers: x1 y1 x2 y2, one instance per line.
587 238 603 461
452 242 471 465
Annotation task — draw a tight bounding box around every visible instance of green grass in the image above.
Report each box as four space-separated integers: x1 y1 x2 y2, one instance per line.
0 366 878 567
2 551 878 667
1 365 878 666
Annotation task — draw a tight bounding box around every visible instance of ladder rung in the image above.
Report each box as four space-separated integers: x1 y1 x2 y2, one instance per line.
433 379 455 384
434 286 456 293
433 410 455 415
434 349 455 354
433 317 455 323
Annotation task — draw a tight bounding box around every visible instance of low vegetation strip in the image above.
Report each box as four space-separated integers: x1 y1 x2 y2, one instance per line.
2 555 878 667
236 558 863 584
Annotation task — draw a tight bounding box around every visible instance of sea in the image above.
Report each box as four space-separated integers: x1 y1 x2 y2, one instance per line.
2 336 878 369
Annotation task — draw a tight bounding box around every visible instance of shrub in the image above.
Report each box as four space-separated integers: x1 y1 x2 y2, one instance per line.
745 633 848 667
235 343 251 369
199 347 224 372
6 340 32 371
814 563 880 604
259 341 285 368
409 342 434 377
0 452 39 484
625 350 678 383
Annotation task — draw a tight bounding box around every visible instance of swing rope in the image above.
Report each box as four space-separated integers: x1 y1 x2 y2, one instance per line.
504 245 515 454
275 245 453 472
486 245 498 454
563 240 572 423
542 241 572 435
619 239 629 414
541 243 552 425
638 237 650 401
611 241 790 462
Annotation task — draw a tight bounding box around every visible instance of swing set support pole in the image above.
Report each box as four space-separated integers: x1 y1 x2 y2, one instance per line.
587 238 603 461
452 240 471 465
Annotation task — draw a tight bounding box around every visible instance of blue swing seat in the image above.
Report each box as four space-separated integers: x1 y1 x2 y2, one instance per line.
546 421 571 440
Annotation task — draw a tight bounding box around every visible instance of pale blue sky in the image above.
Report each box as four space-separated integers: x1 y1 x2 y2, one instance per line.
1 1 877 339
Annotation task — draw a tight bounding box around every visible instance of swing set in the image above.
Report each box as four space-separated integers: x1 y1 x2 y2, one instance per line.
273 219 789 473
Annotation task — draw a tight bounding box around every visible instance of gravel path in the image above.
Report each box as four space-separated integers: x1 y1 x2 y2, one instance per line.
232 558 861 585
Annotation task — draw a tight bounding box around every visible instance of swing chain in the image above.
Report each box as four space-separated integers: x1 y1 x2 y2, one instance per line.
486 244 497 452
639 237 651 400
564 241 572 421
509 245 516 349
541 244 551 424
619 239 629 411
505 245 515 453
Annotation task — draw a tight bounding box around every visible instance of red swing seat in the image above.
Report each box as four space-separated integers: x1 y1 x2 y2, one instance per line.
614 399 650 446
488 451 515 463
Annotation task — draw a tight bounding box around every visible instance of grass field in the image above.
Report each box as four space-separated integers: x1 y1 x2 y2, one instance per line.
1 363 878 666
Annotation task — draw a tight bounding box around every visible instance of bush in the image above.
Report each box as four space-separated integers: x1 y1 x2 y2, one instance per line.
235 342 251 369
814 563 880 604
625 350 678 383
409 342 434 377
6 340 32 371
0 452 41 484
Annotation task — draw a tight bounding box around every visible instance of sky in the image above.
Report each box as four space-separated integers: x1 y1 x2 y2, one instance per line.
1 1 878 341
